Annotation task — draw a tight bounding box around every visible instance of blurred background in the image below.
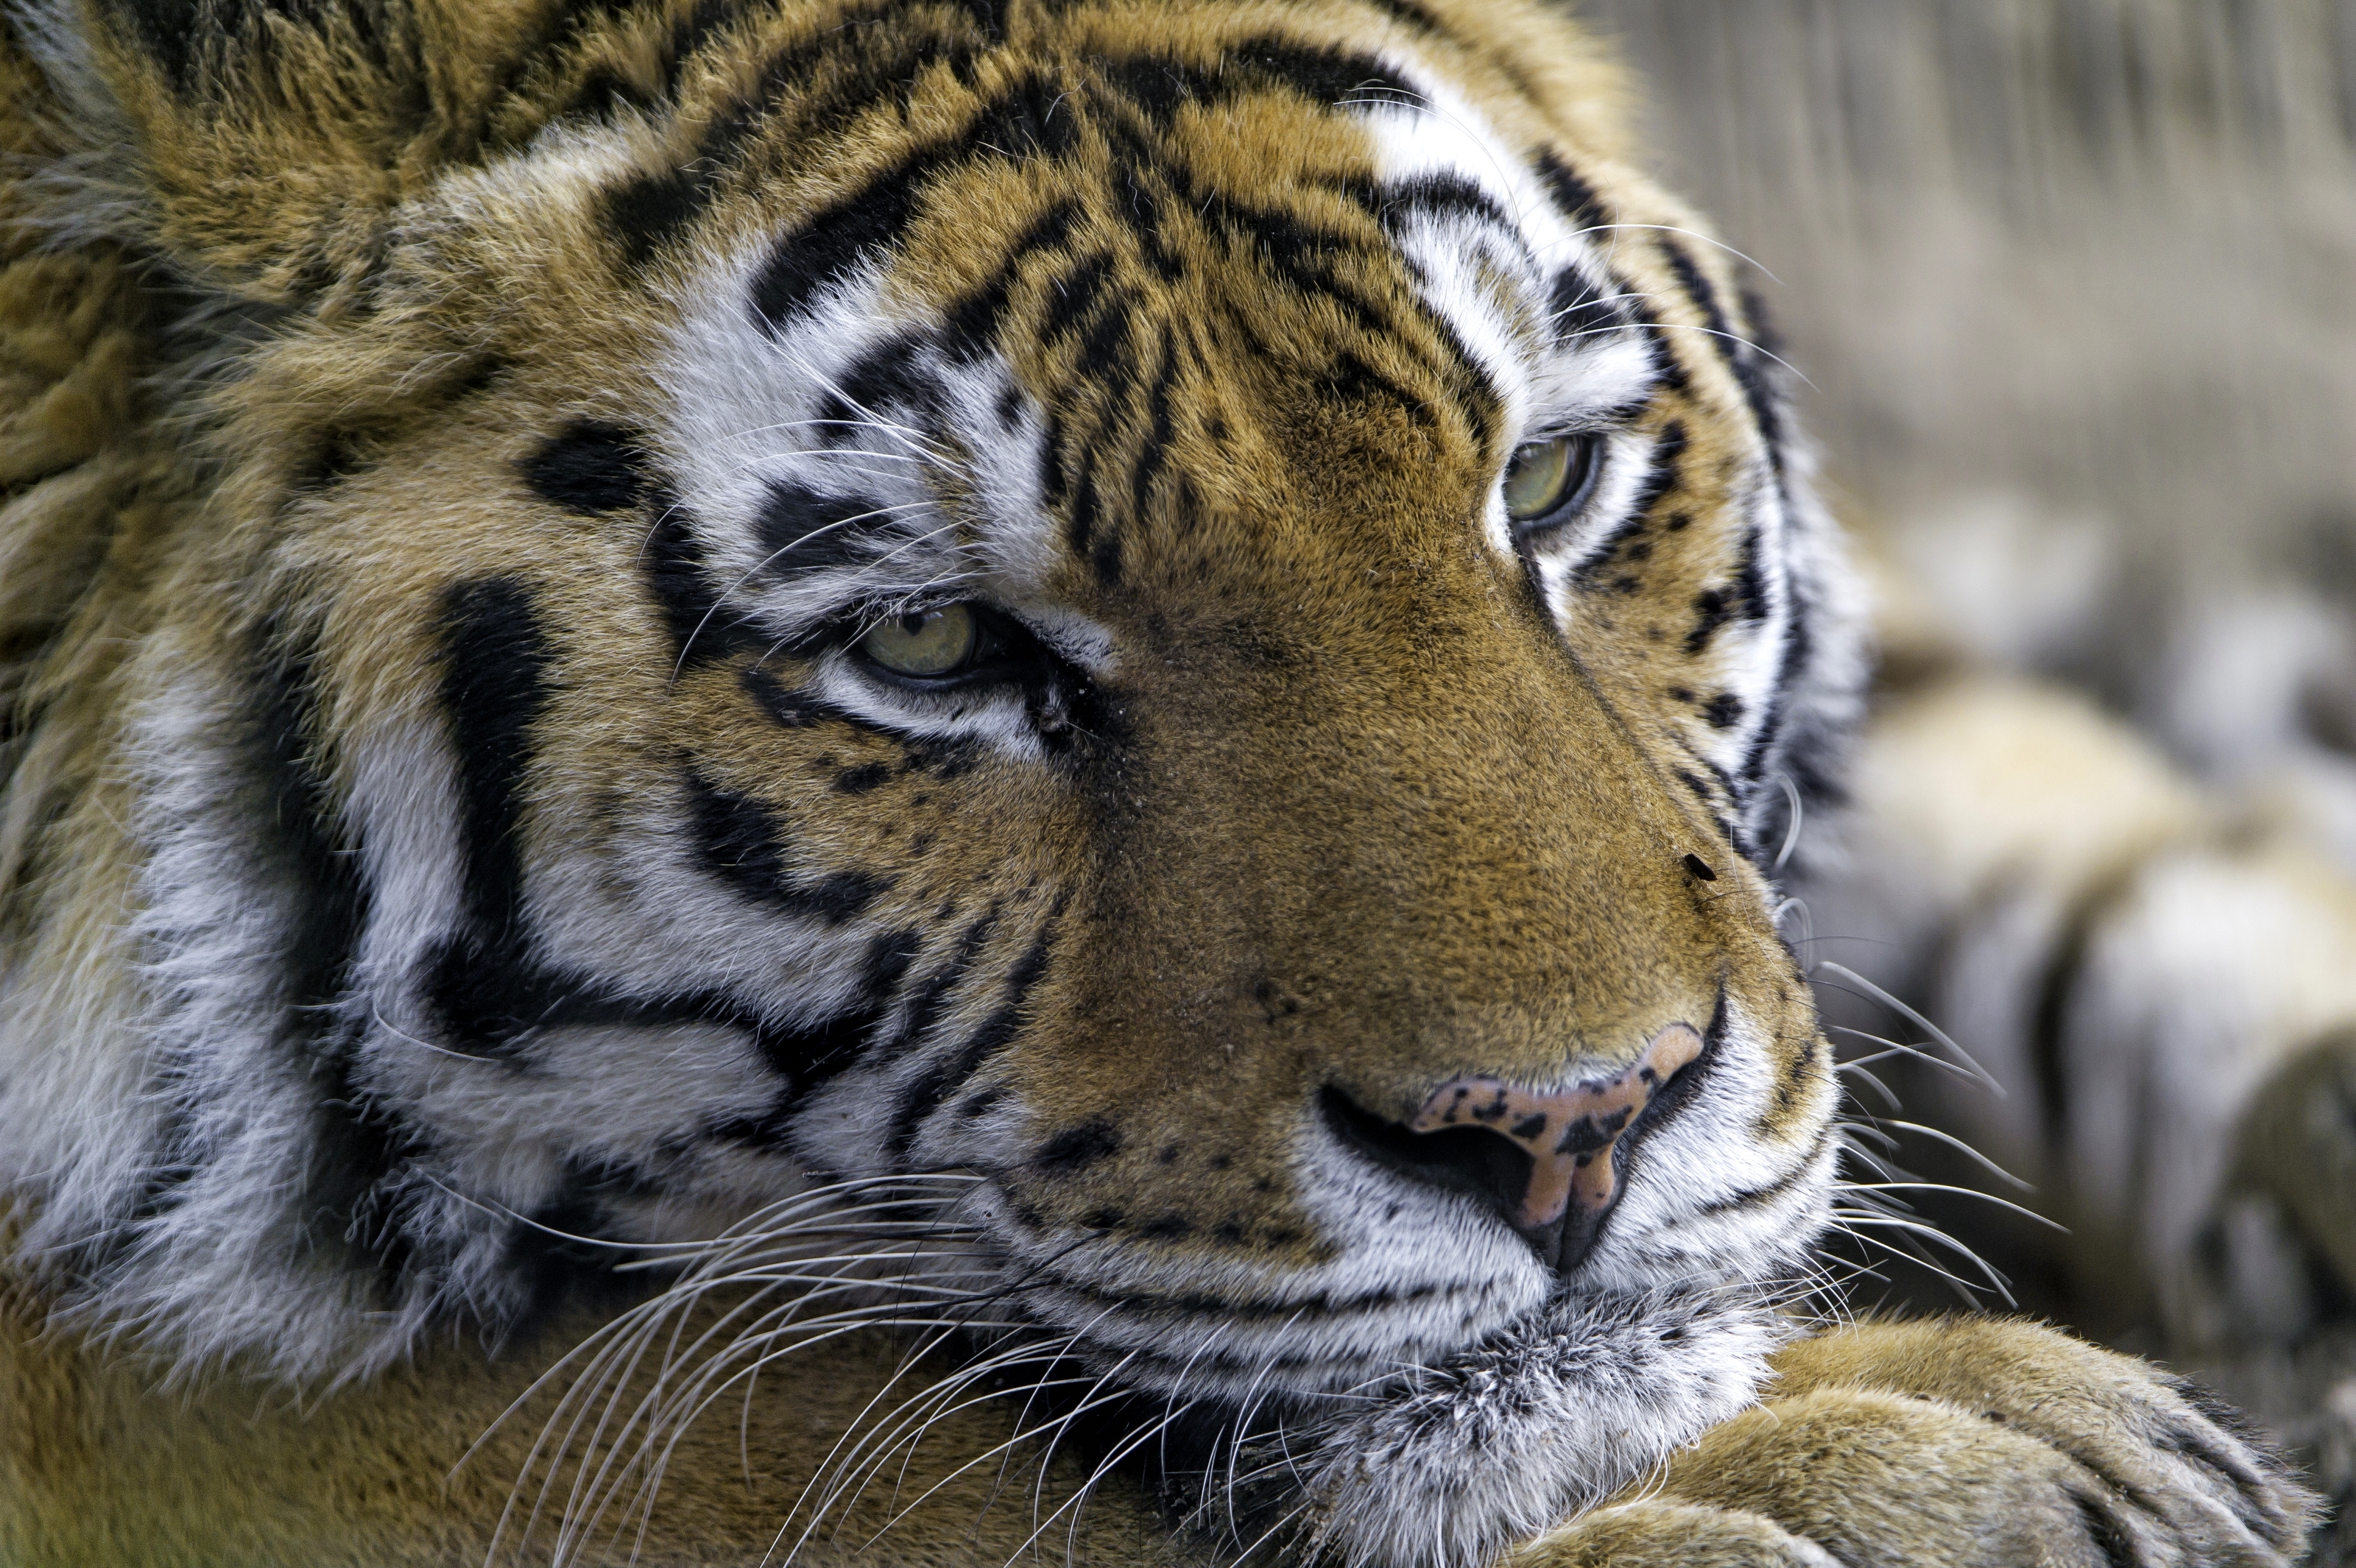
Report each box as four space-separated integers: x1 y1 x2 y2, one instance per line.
1573 0 2356 1547
1587 0 2356 774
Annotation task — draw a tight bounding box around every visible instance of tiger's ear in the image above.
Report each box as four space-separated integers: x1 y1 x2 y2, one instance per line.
28 0 559 309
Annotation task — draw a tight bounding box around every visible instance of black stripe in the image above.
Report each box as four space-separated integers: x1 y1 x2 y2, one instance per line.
442 577 551 947
1660 241 1789 472
1659 237 1734 367
1091 40 1417 123
1060 451 1103 564
1043 251 1120 344
198 619 421 1296
888 918 1057 1158
105 0 405 93
420 590 852 1050
641 495 762 668
1548 266 1625 345
683 768 889 922
697 23 984 178
713 934 918 1144
742 663 851 729
1322 350 1428 420
939 199 1082 364
518 420 653 515
607 5 995 265
810 332 934 442
1227 39 1418 107
1685 589 1735 656
894 905 1001 1052
1126 325 1179 529
1355 0 1448 34
1199 192 1388 334
1094 53 1210 123
747 71 1079 332
1197 183 1501 447
1731 527 1768 630
1075 292 1140 394
1034 1117 1122 1173
754 482 887 576
1633 300 1693 396
1533 149 1606 231
652 0 733 94
1576 420 1686 587
498 0 643 119
750 178 924 331
1037 409 1073 520
413 593 895 1118
607 169 706 272
1733 285 1790 466
425 578 562 1055
883 905 1004 1157
1380 172 1509 231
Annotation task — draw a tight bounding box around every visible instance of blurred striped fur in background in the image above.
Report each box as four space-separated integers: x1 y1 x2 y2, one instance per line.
1579 1 2356 1555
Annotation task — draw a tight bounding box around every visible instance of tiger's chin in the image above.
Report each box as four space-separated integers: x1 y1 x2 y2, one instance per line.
1123 1284 1791 1568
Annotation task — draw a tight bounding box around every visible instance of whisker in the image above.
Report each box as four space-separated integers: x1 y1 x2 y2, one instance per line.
1838 1180 2065 1232
1813 963 2004 1094
1869 1118 2036 1191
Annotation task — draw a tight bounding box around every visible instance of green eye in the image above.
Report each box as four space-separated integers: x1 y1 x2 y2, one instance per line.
1501 434 1597 523
858 604 978 677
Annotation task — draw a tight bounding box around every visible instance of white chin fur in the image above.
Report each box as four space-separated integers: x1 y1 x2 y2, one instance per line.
1224 1285 1788 1568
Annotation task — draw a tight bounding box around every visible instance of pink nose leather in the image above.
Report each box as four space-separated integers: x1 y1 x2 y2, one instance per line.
1407 1023 1704 1229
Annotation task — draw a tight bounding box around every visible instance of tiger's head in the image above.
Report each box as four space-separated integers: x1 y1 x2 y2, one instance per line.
3 0 1862 1560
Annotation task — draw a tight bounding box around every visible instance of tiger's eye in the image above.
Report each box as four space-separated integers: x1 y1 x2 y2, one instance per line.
1502 436 1580 522
859 605 978 677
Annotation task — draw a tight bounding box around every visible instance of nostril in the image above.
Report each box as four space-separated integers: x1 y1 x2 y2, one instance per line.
1324 1022 1707 1275
1321 1085 1537 1232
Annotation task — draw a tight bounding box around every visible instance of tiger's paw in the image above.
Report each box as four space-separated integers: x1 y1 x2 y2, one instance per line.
1507 1318 2318 1568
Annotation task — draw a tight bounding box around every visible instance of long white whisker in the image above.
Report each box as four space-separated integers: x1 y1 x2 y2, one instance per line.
1813 963 2004 1093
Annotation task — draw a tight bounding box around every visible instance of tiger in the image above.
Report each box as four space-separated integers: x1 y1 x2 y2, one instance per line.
0 0 2318 1562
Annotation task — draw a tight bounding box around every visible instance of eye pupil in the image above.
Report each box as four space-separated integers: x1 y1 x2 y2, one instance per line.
859 604 980 677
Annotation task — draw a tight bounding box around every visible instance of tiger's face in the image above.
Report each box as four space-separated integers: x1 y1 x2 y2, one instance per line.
12 0 1860 1558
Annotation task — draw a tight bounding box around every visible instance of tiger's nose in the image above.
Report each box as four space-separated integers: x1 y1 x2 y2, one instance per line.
1325 1023 1706 1274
